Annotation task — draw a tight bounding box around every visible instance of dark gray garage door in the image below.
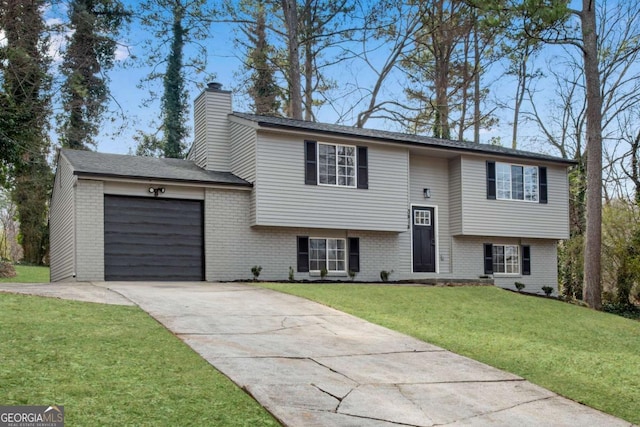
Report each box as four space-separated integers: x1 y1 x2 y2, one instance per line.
104 195 204 281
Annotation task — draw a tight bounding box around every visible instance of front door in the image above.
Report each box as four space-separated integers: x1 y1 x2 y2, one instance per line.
412 206 436 273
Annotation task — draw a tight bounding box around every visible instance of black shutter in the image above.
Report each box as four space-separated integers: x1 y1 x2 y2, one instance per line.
483 243 494 274
305 141 317 185
539 167 547 204
357 146 368 189
297 236 309 272
522 245 531 275
348 237 360 272
486 161 496 200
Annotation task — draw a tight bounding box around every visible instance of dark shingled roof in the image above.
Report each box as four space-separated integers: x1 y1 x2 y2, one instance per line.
61 149 251 187
231 112 575 165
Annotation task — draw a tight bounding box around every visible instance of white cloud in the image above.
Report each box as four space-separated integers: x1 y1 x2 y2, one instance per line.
115 43 130 61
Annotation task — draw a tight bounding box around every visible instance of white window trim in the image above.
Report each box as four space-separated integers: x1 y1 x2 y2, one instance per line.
410 204 439 274
308 237 347 273
496 162 539 203
316 142 357 188
492 243 521 276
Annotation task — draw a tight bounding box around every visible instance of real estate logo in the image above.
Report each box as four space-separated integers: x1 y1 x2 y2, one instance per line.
0 405 64 427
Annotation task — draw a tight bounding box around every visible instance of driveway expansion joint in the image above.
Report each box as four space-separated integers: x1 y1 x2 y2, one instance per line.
431 395 556 426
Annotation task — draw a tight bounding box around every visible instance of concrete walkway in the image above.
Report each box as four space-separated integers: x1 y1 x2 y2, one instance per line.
1 282 633 426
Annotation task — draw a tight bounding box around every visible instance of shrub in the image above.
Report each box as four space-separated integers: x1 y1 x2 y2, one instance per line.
541 286 554 297
348 270 357 281
251 265 262 281
0 261 16 278
320 268 328 280
288 266 294 281
380 270 393 282
602 302 640 320
515 282 525 292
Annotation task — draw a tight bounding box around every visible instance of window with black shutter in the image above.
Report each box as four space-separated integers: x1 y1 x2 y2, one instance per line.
486 161 496 200
357 147 368 189
522 245 531 275
297 236 309 272
304 141 317 185
483 243 493 274
348 237 360 272
539 167 547 204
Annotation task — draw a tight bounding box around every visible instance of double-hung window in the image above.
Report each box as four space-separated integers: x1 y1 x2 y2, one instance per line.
487 161 546 203
318 143 356 187
297 236 360 273
496 163 538 202
309 238 346 272
492 244 519 274
305 141 367 189
483 243 531 276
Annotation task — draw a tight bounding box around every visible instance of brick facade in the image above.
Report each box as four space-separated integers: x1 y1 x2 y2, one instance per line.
75 180 104 281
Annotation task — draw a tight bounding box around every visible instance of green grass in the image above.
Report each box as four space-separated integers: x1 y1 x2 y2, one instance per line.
260 284 640 424
0 293 279 426
0 264 50 283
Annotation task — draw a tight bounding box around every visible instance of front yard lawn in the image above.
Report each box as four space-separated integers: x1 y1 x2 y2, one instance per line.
261 284 640 424
0 264 50 283
0 293 278 426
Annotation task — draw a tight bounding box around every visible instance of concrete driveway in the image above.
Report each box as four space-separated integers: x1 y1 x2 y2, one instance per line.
100 282 630 427
1 282 632 426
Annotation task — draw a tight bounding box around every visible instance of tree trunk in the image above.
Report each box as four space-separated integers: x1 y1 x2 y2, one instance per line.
473 15 480 144
281 0 303 120
581 0 603 310
512 46 528 149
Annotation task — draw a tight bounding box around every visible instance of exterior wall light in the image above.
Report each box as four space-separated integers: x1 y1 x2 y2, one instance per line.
423 188 431 199
148 186 166 197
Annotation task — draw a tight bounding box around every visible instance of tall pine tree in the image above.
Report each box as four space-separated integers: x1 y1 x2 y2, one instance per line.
161 2 188 158
0 0 52 264
59 0 129 150
245 1 280 115
137 0 213 159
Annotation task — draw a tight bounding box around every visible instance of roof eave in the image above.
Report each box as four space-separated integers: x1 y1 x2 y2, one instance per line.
72 171 253 188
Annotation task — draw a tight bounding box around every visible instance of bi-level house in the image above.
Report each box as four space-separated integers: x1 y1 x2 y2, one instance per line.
50 83 573 294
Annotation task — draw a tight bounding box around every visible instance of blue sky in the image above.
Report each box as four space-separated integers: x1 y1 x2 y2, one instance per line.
43 1 567 157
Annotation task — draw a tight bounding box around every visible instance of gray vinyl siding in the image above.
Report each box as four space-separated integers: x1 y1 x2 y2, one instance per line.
449 157 462 235
397 154 452 275
205 91 231 172
190 89 232 172
189 92 208 169
451 236 559 295
254 132 409 232
50 155 76 282
459 156 569 239
229 121 256 182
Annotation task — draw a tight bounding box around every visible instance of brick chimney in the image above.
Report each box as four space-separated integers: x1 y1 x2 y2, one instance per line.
188 82 232 171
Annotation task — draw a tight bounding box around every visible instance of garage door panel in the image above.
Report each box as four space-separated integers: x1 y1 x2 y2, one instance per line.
105 211 202 228
104 195 204 281
104 227 203 241
104 236 203 248
105 246 202 258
